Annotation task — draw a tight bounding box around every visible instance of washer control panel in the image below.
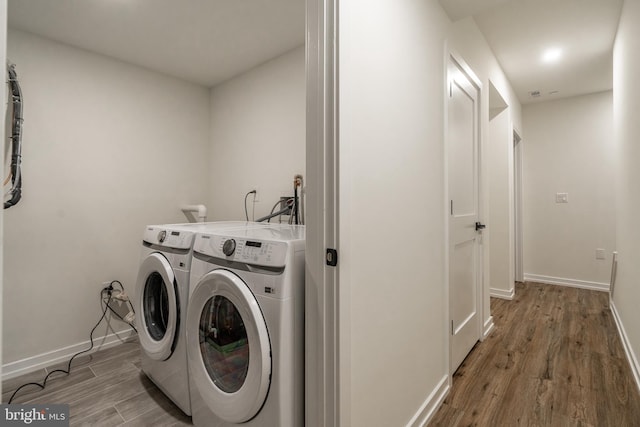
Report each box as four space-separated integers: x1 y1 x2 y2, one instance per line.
195 234 288 267
222 238 237 256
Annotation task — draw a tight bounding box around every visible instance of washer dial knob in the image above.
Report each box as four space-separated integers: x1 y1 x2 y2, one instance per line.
222 239 236 256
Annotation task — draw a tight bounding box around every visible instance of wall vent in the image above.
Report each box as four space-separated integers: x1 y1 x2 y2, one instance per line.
528 90 541 98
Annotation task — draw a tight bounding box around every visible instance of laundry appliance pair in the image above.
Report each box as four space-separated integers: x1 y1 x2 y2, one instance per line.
135 221 305 427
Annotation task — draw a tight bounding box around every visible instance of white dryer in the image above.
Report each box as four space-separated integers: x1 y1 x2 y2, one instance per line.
135 221 267 415
187 224 305 427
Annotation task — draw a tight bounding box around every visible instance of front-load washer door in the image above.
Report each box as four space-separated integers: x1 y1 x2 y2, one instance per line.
136 252 179 361
187 269 271 424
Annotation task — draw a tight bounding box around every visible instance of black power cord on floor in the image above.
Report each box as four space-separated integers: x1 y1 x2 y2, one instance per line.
7 281 137 404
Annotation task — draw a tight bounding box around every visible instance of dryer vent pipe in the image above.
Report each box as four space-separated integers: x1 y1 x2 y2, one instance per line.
181 204 207 223
5 62 24 209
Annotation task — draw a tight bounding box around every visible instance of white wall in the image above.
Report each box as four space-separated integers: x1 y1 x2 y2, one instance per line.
448 17 523 307
0 0 7 393
338 1 450 425
613 0 640 388
3 29 210 371
487 107 513 297
448 18 522 133
522 91 615 289
208 46 305 221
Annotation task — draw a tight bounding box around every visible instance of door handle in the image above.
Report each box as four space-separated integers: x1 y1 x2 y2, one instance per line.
475 222 486 231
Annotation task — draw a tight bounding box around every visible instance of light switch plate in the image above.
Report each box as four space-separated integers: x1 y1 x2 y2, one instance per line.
596 248 606 260
556 192 569 203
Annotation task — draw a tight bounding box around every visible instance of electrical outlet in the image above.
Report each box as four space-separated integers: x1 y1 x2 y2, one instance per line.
555 193 569 203
102 281 116 299
279 196 294 213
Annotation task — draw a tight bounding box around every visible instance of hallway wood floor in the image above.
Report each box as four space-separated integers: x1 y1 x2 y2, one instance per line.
430 281 640 426
3 282 639 426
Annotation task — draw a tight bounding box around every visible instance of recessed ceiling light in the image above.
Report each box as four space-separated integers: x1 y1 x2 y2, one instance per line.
542 48 563 63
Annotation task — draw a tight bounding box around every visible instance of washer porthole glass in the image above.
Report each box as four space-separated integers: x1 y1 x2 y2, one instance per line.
199 296 249 393
143 272 170 341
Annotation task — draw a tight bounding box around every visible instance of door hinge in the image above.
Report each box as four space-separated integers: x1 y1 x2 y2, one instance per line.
449 82 453 97
451 320 454 335
326 248 338 267
450 200 454 216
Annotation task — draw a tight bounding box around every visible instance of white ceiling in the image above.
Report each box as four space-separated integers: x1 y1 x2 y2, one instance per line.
8 0 622 103
440 0 623 104
7 0 305 88
438 0 514 22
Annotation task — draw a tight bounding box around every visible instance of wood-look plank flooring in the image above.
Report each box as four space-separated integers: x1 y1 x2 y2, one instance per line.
2 339 192 426
430 281 640 426
4 282 640 426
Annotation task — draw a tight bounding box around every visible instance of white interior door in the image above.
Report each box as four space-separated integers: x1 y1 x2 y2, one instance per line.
448 56 482 373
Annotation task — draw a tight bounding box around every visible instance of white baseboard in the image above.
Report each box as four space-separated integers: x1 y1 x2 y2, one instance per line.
524 273 609 292
610 301 640 393
406 374 449 427
490 287 515 300
482 316 494 340
2 329 136 381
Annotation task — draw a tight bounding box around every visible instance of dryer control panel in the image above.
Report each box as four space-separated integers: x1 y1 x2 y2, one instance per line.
143 226 194 250
194 234 288 268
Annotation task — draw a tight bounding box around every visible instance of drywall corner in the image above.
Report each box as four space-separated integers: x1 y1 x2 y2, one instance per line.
489 80 508 120
208 46 305 221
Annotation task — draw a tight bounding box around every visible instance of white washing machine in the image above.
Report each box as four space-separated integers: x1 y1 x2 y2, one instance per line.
187 224 305 427
135 221 267 415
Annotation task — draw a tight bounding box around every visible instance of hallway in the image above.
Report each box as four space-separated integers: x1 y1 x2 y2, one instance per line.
431 282 640 426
